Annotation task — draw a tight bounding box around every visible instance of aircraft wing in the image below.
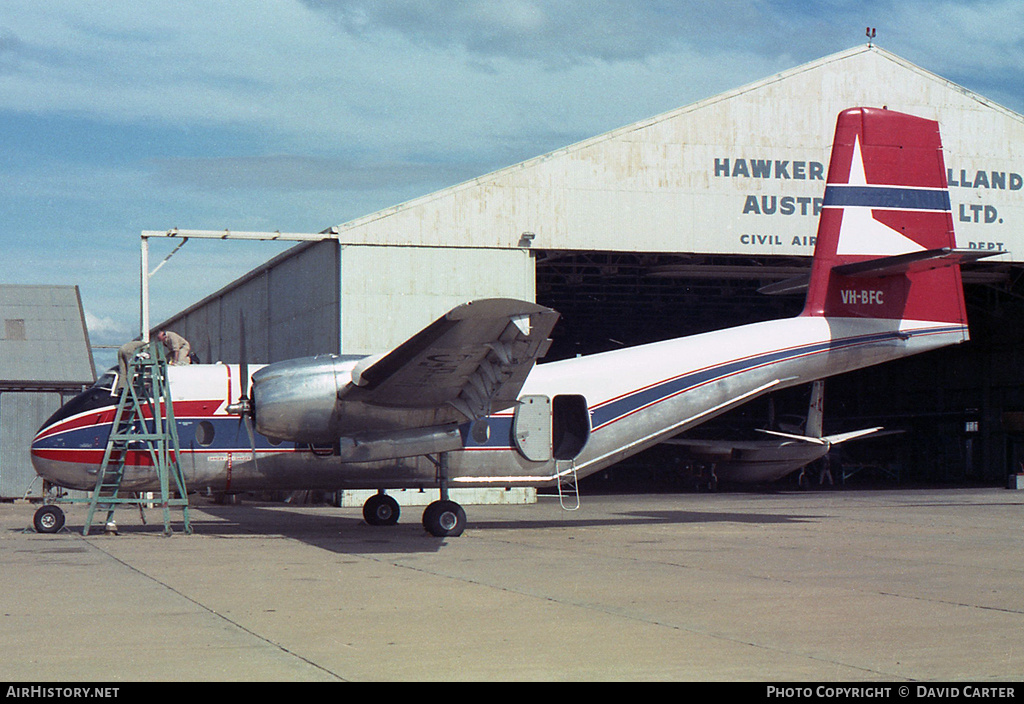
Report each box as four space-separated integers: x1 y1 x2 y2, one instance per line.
343 298 560 424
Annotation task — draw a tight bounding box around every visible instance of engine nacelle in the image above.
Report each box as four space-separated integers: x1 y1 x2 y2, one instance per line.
250 355 468 461
251 355 350 443
336 425 463 462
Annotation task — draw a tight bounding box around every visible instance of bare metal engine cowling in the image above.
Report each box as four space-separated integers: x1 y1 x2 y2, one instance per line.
251 355 348 443
250 355 465 461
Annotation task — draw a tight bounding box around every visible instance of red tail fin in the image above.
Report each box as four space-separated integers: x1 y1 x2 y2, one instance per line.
802 107 968 325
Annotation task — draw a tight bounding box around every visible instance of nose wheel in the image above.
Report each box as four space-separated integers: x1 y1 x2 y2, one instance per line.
33 505 66 534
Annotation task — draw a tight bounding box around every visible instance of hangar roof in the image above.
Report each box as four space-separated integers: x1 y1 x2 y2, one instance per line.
0 285 95 389
329 45 1024 261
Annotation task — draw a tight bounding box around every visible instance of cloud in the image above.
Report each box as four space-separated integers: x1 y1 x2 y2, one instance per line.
0 28 27 73
84 309 128 337
148 154 483 193
302 0 745 65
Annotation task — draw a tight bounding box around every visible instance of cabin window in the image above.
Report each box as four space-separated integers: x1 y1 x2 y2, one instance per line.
195 421 215 447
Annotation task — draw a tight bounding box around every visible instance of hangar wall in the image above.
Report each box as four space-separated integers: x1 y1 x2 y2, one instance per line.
158 241 535 360
339 245 535 354
328 46 1023 262
160 240 341 364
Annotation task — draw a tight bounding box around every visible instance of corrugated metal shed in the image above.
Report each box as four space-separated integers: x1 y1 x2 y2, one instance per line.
158 240 341 365
0 285 95 389
1 284 95 499
328 46 1024 261
158 240 536 360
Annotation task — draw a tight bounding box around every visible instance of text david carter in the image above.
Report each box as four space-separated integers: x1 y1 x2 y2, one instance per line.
767 686 1016 699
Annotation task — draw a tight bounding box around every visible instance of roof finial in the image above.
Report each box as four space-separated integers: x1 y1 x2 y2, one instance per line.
866 27 876 48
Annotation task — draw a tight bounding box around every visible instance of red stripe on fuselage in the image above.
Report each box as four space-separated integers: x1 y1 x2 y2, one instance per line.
36 399 228 441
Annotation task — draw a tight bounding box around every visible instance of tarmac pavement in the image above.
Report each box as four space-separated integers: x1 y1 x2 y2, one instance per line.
1 487 1023 682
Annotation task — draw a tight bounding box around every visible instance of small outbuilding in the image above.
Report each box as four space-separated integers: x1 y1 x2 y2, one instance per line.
0 285 95 499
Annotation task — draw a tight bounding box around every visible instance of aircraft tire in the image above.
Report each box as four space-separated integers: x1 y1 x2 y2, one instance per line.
363 494 401 526
33 505 65 534
422 500 466 537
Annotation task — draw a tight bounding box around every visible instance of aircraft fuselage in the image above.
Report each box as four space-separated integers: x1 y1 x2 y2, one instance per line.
31 314 965 495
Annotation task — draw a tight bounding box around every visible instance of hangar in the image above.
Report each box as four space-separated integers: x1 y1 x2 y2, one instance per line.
156 45 1024 487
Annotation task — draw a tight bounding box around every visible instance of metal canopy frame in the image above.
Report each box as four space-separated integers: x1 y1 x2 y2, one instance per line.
139 228 339 342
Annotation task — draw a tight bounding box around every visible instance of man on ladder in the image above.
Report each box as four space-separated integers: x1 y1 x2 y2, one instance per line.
87 339 192 536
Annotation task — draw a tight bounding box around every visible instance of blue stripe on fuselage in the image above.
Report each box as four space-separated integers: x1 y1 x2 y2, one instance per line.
586 325 962 432
823 185 950 211
34 416 287 454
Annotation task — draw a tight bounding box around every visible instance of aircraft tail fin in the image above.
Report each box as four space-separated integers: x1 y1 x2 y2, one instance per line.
805 380 824 439
799 107 989 325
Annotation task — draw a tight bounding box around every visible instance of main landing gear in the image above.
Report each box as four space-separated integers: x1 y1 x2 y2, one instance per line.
359 452 468 538
422 451 466 537
359 491 467 537
421 499 466 538
362 491 400 526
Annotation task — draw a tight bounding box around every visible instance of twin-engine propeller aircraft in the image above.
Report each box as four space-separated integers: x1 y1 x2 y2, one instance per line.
32 107 993 536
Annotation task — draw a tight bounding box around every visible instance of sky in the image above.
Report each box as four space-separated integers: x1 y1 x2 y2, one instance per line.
2 0 1022 371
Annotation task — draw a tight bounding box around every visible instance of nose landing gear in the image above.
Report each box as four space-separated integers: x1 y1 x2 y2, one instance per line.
33 505 66 534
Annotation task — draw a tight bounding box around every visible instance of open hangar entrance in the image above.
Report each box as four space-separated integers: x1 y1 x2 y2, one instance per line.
532 249 1024 489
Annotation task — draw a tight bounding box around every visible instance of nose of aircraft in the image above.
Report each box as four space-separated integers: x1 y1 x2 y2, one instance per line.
30 423 56 484
29 417 92 492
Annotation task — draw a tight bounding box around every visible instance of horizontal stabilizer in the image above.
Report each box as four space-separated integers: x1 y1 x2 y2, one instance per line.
759 248 1002 297
757 426 885 446
833 248 1001 278
759 275 810 296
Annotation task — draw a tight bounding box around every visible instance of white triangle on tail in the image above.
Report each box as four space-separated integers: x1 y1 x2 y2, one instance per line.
835 135 926 257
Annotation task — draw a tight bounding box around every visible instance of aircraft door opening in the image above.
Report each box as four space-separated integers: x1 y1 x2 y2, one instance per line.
513 394 590 463
553 394 589 460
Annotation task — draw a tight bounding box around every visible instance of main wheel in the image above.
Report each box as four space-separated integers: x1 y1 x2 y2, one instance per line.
363 493 401 526
33 505 66 534
422 500 466 537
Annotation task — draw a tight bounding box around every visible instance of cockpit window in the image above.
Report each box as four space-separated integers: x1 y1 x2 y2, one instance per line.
38 372 121 431
94 369 118 391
